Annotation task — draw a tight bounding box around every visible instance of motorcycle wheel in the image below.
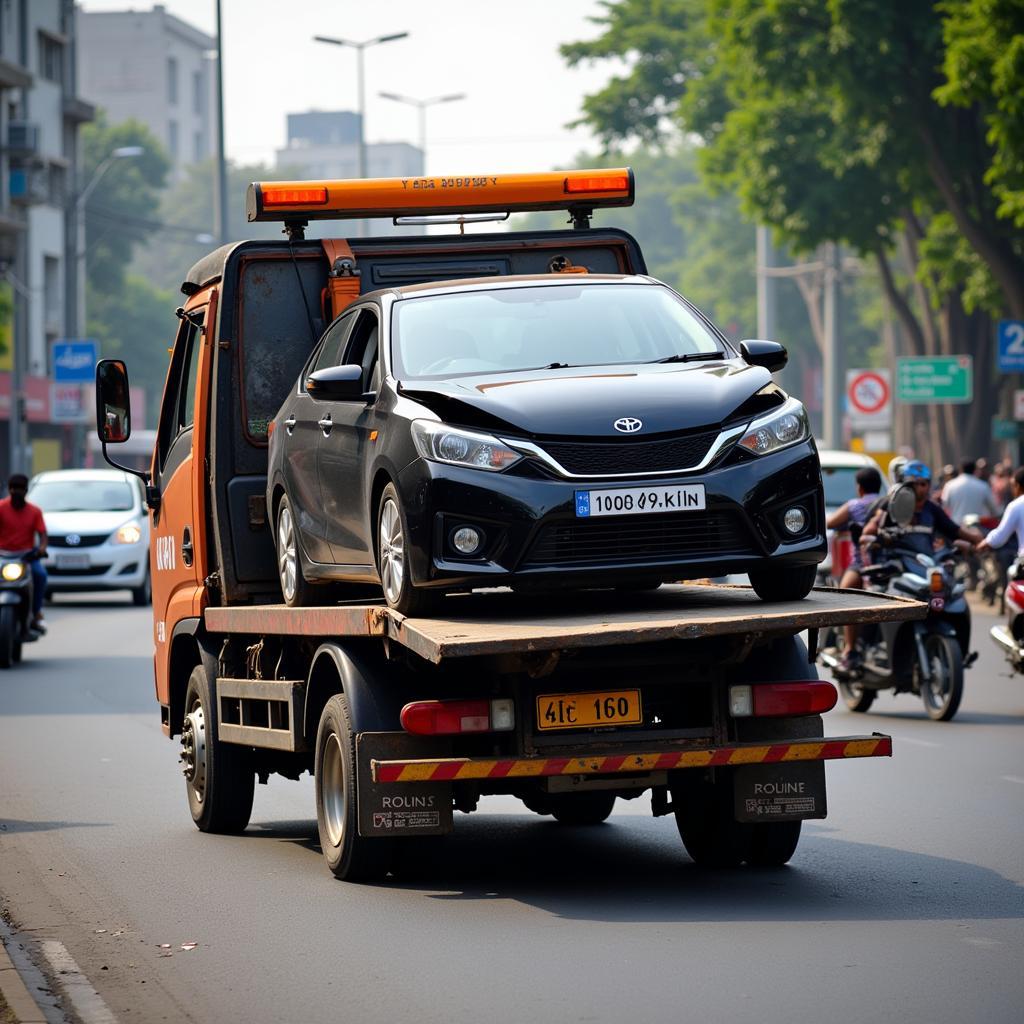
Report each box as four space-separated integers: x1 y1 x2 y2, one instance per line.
920 633 964 721
838 680 875 713
0 606 15 669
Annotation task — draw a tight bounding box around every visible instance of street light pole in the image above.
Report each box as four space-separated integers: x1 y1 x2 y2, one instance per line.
378 91 465 173
313 31 409 180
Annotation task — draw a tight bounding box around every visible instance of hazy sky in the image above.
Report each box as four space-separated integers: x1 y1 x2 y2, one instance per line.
77 0 622 175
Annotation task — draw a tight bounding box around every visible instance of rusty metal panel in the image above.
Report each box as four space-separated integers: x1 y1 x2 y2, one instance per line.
206 603 389 637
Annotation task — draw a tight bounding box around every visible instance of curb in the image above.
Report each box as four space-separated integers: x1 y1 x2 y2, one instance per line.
0 939 47 1024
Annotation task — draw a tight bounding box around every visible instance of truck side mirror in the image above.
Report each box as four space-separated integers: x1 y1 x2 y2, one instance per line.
739 340 788 374
96 359 132 443
306 364 366 401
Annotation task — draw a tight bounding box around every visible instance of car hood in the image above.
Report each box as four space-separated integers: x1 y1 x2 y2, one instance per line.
42 510 143 535
399 359 775 438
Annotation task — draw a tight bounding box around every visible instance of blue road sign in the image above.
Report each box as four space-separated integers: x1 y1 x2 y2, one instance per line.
52 339 98 382
997 320 1024 372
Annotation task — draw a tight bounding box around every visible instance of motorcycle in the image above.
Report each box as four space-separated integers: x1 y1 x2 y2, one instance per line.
818 485 976 722
963 514 1013 611
989 558 1024 673
0 548 44 668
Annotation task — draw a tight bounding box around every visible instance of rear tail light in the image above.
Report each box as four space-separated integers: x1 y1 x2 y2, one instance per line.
400 698 515 735
728 681 838 717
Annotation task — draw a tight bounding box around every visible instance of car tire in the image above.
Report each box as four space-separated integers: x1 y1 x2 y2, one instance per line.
182 665 255 833
131 568 152 607
0 606 15 669
315 692 394 881
276 494 317 607
377 483 437 616
748 564 817 602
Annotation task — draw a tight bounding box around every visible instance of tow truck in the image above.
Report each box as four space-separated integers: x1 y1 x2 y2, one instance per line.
94 169 925 879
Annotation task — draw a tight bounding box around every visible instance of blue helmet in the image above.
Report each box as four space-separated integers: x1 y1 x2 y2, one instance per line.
903 460 932 482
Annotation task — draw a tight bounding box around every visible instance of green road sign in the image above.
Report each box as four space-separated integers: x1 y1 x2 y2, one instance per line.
896 356 972 404
992 417 1024 441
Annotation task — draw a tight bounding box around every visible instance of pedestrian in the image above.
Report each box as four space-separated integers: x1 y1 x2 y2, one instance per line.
991 462 1013 512
941 457 998 523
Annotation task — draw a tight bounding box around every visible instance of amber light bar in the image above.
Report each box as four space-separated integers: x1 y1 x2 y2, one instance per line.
246 168 634 222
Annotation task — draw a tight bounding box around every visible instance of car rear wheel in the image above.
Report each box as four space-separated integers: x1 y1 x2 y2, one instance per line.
749 564 817 602
276 494 316 607
377 484 436 616
131 568 151 606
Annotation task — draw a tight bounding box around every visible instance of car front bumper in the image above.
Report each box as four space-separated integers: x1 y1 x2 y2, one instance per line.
43 541 149 593
396 440 826 590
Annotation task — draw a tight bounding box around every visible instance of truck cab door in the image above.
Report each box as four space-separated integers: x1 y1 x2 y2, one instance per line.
150 292 216 709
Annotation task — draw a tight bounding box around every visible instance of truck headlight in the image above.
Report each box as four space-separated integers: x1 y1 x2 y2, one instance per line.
411 421 522 472
1 562 24 581
113 521 143 545
738 398 809 455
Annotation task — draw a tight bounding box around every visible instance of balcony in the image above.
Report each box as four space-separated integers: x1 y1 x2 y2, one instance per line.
6 122 40 157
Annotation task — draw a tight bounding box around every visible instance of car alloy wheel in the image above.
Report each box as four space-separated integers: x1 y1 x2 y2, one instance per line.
277 501 299 603
379 497 404 606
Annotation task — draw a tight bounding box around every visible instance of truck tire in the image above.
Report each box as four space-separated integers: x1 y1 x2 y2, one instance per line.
920 633 963 721
276 494 317 607
549 792 616 825
673 777 751 867
182 665 255 833
0 606 16 669
748 564 817 602
746 821 802 866
315 693 394 881
377 484 437 616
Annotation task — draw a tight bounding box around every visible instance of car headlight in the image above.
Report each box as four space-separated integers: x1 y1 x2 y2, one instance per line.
411 421 523 472
1 562 24 581
738 398 810 456
113 521 143 545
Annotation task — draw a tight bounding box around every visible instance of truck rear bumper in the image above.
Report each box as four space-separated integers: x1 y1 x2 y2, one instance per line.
372 733 892 783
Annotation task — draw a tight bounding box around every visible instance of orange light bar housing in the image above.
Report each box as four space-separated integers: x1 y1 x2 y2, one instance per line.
246 168 634 222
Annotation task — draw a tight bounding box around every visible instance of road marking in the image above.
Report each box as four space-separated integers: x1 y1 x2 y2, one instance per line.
40 940 117 1024
1002 775 1024 786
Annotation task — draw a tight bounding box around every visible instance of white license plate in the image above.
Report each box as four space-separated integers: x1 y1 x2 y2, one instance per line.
56 553 90 570
575 483 706 518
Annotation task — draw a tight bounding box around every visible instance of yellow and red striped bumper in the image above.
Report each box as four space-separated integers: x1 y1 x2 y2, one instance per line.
372 733 892 783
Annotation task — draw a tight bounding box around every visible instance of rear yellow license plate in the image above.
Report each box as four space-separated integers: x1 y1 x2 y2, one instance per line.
536 689 642 731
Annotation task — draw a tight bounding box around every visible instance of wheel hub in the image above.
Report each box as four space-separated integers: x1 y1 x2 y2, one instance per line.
180 703 207 800
321 732 347 848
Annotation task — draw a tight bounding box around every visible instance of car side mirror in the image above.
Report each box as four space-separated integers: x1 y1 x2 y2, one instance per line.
889 483 917 527
96 358 131 443
306 364 366 401
740 339 788 374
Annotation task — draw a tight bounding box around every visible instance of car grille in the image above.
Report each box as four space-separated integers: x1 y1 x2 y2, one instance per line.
520 510 755 569
48 565 109 576
49 534 107 548
536 430 720 476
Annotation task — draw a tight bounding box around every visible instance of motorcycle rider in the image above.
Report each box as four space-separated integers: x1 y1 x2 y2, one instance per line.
844 461 982 671
977 466 1024 558
0 474 48 631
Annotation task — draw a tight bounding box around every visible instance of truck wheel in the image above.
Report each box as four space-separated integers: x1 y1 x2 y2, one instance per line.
315 693 394 881
131 568 152 607
746 821 802 867
549 792 616 825
276 495 316 607
838 680 875 712
182 666 255 833
748 564 817 602
377 484 436 616
0 606 16 669
920 633 963 721
673 779 751 867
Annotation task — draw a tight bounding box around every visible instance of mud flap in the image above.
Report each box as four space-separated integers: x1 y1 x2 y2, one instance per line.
356 732 453 837
733 761 827 822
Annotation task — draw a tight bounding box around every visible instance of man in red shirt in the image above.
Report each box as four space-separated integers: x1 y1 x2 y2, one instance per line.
0 473 48 629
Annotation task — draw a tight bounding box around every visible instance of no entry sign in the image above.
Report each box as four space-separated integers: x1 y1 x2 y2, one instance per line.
846 369 892 428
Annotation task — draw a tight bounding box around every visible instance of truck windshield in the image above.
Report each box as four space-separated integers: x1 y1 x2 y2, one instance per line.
391 283 726 379
28 480 135 512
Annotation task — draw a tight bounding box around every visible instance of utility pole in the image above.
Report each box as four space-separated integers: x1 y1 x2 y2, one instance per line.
215 0 229 245
821 241 843 449
378 91 466 174
755 225 776 340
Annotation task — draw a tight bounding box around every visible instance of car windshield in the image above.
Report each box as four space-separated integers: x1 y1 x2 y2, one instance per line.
391 283 726 379
28 480 135 513
821 466 862 508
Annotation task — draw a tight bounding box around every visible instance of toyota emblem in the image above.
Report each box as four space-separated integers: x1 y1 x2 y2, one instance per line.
613 417 643 434
66 533 81 546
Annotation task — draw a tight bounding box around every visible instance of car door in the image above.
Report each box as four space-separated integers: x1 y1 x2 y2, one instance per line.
278 312 356 564
151 291 216 707
317 306 381 568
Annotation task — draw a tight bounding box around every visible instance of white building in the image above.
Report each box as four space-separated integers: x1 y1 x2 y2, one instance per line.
77 4 216 182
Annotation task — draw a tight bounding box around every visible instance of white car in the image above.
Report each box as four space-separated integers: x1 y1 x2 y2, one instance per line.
817 449 884 582
28 469 151 605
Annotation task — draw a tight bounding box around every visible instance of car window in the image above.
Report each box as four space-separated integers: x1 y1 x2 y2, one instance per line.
156 314 200 471
309 309 359 378
391 283 724 379
29 479 136 512
342 310 380 393
821 466 862 508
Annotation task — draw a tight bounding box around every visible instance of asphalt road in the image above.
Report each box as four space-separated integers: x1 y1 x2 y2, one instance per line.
1 593 1022 1024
